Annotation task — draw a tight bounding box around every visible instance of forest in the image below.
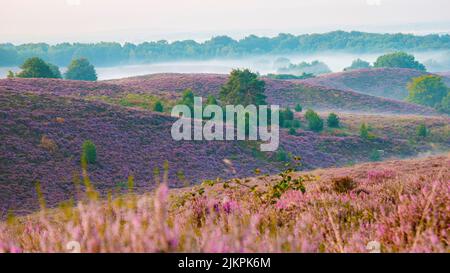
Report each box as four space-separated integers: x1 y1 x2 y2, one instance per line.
1 31 449 67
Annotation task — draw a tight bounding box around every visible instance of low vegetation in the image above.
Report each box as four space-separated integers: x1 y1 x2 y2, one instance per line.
0 155 447 252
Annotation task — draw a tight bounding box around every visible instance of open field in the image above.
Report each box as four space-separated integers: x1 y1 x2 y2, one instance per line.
1 155 448 252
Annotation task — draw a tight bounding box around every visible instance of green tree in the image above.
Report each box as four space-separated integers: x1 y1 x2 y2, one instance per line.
6 70 14 78
180 88 195 110
219 69 266 106
16 57 58 78
369 150 381 162
294 104 302 112
360 123 369 139
206 95 218 105
407 75 448 108
65 58 97 81
437 93 450 114
327 113 340 128
82 140 97 164
374 52 426 71
416 124 428 138
47 62 62 79
305 109 323 132
153 101 164 112
344 58 371 71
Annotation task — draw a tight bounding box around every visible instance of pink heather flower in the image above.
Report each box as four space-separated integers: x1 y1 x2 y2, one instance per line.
222 200 239 214
276 190 304 210
366 169 396 183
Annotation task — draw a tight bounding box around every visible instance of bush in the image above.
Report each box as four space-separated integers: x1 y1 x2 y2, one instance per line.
292 119 301 128
206 95 218 105
305 109 323 132
416 124 428 138
275 149 289 162
180 89 195 110
279 107 294 128
153 101 164 112
360 123 369 139
369 150 382 162
327 113 340 128
288 127 296 135
82 140 97 164
294 104 303 112
282 120 293 128
332 176 357 193
65 58 97 81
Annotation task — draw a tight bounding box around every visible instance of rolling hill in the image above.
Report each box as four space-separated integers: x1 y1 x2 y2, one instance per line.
1 154 448 252
0 74 448 217
299 68 448 101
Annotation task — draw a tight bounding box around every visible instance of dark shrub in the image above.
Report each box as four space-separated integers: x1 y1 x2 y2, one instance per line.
305 109 323 132
327 113 340 128
153 101 164 112
332 176 357 193
82 140 97 164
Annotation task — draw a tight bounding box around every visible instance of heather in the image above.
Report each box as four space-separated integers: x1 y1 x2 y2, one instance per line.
1 87 449 217
0 74 439 115
301 68 437 100
0 155 448 253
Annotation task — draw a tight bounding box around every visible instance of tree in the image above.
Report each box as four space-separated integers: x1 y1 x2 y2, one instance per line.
206 95 218 105
180 88 195 110
294 104 302 112
360 123 369 139
47 62 62 79
344 58 371 71
65 58 97 81
219 69 266 106
153 101 164 112
369 150 381 162
327 113 340 128
279 107 294 128
82 140 97 164
16 57 59 78
374 52 426 71
437 93 450 114
416 124 428 138
407 75 448 108
6 70 14 78
305 109 323 132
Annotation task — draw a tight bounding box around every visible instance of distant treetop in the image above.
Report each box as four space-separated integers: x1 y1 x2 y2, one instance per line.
1 31 449 67
374 52 426 71
64 58 97 81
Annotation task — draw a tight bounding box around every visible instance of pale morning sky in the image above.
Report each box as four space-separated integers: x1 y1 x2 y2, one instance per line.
1 0 449 44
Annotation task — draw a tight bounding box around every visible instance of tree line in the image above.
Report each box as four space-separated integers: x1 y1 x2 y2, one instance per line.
1 31 449 66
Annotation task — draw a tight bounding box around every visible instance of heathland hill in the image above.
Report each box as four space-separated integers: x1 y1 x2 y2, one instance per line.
0 74 449 216
300 68 450 101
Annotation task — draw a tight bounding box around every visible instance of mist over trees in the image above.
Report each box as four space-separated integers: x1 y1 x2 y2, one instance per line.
1 31 449 67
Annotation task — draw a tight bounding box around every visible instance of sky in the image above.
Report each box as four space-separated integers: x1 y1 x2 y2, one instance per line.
1 0 450 44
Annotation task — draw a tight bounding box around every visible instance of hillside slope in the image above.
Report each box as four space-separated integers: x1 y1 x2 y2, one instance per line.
0 76 438 115
300 68 431 100
107 73 438 115
2 87 446 217
1 155 448 252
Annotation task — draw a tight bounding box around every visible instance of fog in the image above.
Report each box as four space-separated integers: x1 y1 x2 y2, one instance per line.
1 50 449 80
